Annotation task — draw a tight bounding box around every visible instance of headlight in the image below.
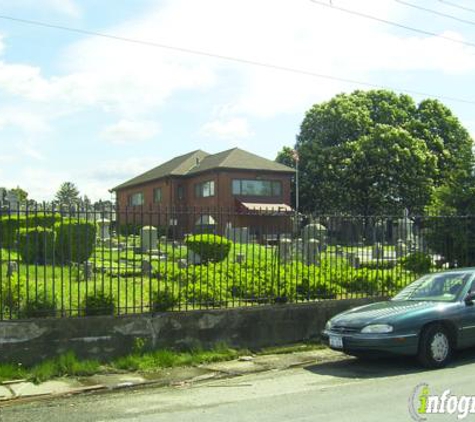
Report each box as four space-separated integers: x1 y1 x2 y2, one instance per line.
325 320 333 330
361 324 393 334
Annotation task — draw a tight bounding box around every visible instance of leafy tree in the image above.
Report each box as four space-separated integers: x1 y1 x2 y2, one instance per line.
54 182 80 206
424 172 475 266
282 89 473 214
10 186 28 203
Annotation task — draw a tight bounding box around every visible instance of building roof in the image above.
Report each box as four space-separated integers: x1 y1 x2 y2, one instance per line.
113 147 294 191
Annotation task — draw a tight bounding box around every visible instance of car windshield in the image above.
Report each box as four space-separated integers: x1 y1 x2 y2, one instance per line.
392 271 473 302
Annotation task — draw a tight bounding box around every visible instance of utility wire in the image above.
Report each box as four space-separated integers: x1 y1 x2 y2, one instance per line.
0 13 474 105
395 0 475 27
309 0 475 49
439 0 475 15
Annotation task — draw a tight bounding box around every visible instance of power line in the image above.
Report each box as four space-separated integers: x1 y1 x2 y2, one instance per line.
396 0 475 27
309 0 475 49
0 13 474 106
439 0 475 15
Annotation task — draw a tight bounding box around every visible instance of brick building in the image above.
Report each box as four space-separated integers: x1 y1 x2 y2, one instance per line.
112 148 295 239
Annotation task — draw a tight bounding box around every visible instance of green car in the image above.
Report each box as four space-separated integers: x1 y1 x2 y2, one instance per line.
322 268 475 368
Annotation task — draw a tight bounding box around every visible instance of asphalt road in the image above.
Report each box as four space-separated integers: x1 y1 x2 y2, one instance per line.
3 350 475 422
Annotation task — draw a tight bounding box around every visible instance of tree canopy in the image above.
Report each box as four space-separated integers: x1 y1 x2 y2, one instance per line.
54 182 80 206
277 89 474 215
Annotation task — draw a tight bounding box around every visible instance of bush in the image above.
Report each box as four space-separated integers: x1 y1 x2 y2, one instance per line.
0 214 61 250
20 289 57 318
297 277 340 300
18 227 55 264
82 292 115 316
185 234 232 263
401 252 432 274
55 219 97 264
0 274 24 315
151 287 180 312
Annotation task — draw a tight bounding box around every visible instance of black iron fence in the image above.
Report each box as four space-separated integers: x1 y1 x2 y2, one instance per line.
0 204 474 319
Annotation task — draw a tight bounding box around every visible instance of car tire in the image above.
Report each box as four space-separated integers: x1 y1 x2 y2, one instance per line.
417 324 452 369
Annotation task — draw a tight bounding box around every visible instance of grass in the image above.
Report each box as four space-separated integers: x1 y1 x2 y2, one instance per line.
0 344 246 384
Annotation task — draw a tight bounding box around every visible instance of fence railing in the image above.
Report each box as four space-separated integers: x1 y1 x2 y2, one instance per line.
0 204 474 319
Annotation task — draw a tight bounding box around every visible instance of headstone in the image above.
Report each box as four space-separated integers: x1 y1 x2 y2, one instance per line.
141 260 153 276
335 245 344 257
304 238 320 266
346 252 360 268
302 223 327 244
372 242 384 260
235 253 246 264
279 238 292 263
225 227 250 244
97 218 111 241
6 261 18 277
6 191 19 211
82 261 94 280
187 250 201 265
140 226 158 252
0 188 5 206
395 239 407 258
177 259 188 269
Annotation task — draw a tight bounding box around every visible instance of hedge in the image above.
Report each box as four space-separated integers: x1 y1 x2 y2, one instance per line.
18 227 55 265
55 219 97 264
185 234 232 263
0 214 61 249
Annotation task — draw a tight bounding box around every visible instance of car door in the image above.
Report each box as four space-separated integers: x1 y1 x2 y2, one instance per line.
457 279 475 348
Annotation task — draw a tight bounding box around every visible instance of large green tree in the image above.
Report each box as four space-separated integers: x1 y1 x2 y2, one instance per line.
54 182 80 206
278 90 473 214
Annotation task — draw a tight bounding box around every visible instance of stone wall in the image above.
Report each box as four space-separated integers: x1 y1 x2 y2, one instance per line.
0 298 382 366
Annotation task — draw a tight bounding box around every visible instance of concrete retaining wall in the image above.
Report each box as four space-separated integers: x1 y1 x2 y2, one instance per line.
0 298 383 366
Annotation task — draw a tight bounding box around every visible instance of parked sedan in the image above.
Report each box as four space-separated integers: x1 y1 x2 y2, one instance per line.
322 268 475 368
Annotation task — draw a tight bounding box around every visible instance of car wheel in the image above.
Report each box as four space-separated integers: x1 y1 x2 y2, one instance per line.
417 324 452 369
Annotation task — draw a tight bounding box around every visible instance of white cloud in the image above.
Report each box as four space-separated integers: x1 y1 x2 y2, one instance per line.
201 117 253 140
101 119 160 144
0 0 81 18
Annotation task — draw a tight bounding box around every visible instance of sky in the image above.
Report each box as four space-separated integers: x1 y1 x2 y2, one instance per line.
1 0 475 202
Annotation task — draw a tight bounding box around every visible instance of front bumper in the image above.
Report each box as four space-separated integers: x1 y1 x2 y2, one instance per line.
321 329 419 356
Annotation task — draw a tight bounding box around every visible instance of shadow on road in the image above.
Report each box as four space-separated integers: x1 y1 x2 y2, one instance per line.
304 348 475 379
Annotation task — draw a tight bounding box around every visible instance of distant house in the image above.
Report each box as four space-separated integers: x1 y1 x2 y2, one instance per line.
112 148 295 239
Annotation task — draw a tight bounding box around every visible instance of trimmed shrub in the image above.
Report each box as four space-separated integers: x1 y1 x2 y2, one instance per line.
82 292 115 316
0 214 61 250
297 277 340 300
151 287 180 312
401 252 432 274
0 274 24 315
55 219 97 264
18 227 55 264
185 234 232 263
20 289 57 318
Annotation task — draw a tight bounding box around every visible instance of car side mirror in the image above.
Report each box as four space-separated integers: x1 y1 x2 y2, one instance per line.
464 291 475 306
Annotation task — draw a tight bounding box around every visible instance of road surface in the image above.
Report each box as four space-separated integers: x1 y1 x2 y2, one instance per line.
3 350 475 422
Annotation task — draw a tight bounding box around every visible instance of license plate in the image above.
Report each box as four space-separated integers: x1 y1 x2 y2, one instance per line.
329 334 343 349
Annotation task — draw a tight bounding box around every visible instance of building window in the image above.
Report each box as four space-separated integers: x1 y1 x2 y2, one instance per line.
232 179 282 197
153 188 162 203
129 192 144 206
177 186 185 200
195 180 215 198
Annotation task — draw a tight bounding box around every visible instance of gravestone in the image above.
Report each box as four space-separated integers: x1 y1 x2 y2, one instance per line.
346 252 360 268
140 226 158 252
6 191 19 211
304 238 320 266
278 238 292 264
97 218 111 241
6 261 18 277
187 250 201 265
395 239 407 259
372 242 384 260
82 261 94 280
141 260 153 276
302 223 327 245
177 259 188 269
